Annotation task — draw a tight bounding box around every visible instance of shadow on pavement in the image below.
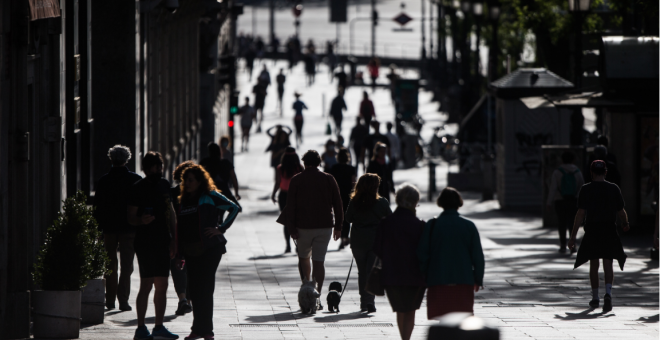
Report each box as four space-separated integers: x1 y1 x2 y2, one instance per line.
554 308 615 320
313 311 373 322
244 310 315 323
248 254 290 260
637 314 659 323
110 314 179 327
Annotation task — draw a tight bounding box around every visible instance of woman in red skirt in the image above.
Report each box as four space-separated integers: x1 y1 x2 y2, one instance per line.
417 187 485 319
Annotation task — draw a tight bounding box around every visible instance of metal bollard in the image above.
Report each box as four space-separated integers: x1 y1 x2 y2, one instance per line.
428 161 437 201
428 313 499 340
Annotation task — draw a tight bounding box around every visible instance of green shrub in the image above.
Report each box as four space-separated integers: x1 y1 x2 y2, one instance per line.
33 191 110 291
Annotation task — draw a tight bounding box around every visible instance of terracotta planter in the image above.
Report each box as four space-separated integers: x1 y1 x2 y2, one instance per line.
33 290 81 338
81 278 105 325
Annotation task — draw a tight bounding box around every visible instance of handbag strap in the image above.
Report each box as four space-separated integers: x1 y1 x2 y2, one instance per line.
426 218 438 275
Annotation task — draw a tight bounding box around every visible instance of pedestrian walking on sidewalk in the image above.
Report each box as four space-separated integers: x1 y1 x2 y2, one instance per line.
335 64 348 91
361 121 390 171
359 91 376 126
252 82 267 132
367 58 380 93
239 97 256 152
367 142 395 202
345 173 393 313
546 151 584 253
276 150 344 309
276 69 286 116
271 147 303 253
385 122 401 170
321 139 338 173
170 161 196 316
374 184 426 340
329 89 347 136
329 148 357 250
174 165 240 340
568 160 630 313
245 46 256 81
418 187 485 319
200 143 241 205
349 117 369 172
93 145 142 312
219 136 233 163
127 152 179 340
266 125 293 178
304 52 316 86
292 92 308 147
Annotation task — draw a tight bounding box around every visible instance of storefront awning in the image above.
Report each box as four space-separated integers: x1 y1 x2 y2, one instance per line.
519 92 634 110
29 0 60 21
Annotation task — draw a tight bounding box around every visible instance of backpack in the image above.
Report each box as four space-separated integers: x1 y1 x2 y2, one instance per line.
558 167 580 198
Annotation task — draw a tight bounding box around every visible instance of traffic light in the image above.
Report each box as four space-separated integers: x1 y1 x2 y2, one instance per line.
329 0 347 23
372 10 379 26
229 92 239 115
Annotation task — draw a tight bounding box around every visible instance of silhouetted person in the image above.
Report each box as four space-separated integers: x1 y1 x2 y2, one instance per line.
276 150 344 307
568 160 630 313
94 145 142 311
546 151 584 252
329 89 347 136
127 152 178 340
359 91 376 126
276 68 286 116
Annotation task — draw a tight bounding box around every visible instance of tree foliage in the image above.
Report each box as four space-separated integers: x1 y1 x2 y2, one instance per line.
33 191 110 291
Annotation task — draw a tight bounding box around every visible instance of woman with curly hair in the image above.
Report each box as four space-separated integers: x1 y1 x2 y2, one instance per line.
345 173 392 313
174 164 240 340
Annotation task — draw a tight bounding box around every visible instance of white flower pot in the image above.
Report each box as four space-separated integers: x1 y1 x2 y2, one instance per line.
33 290 81 338
81 278 105 325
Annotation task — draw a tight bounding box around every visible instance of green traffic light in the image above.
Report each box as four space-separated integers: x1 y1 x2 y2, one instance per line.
230 106 238 114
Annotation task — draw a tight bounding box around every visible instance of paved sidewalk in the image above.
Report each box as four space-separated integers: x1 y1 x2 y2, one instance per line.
78 60 658 339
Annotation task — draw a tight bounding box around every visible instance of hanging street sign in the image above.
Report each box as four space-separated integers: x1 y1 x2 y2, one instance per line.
392 12 413 26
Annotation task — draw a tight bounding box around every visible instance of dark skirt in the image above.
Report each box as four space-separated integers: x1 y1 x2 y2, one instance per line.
385 286 426 313
574 231 627 270
427 284 474 320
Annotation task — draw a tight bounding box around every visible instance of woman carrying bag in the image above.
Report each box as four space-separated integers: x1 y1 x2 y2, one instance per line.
345 174 392 313
417 187 485 319
174 165 240 340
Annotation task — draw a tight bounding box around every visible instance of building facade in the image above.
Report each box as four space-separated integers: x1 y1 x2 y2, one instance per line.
0 0 240 338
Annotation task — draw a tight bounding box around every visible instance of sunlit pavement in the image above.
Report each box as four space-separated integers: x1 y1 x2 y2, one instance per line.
80 60 658 339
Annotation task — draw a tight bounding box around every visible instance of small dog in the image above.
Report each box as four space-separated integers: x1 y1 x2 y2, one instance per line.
298 280 320 314
326 281 343 313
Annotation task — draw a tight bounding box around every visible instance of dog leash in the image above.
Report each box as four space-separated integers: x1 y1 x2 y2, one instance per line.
339 258 353 299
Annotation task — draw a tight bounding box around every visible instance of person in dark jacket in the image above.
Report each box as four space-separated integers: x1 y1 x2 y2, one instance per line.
329 148 357 249
174 165 240 339
418 187 485 320
345 174 393 313
271 147 303 253
349 117 369 172
359 91 375 126
366 142 395 202
93 145 142 311
374 184 426 340
329 89 347 135
200 143 241 205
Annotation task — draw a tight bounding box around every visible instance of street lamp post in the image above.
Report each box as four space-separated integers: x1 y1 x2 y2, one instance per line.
460 1 471 84
293 4 303 38
472 2 483 81
487 0 501 82
567 0 592 89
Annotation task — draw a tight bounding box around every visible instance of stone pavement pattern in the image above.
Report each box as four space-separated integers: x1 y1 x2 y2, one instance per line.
79 61 658 339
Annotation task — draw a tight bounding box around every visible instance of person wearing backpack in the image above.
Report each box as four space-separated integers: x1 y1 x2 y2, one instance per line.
546 151 585 253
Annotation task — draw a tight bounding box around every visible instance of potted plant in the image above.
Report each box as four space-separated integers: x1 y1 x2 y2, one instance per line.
32 191 110 338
